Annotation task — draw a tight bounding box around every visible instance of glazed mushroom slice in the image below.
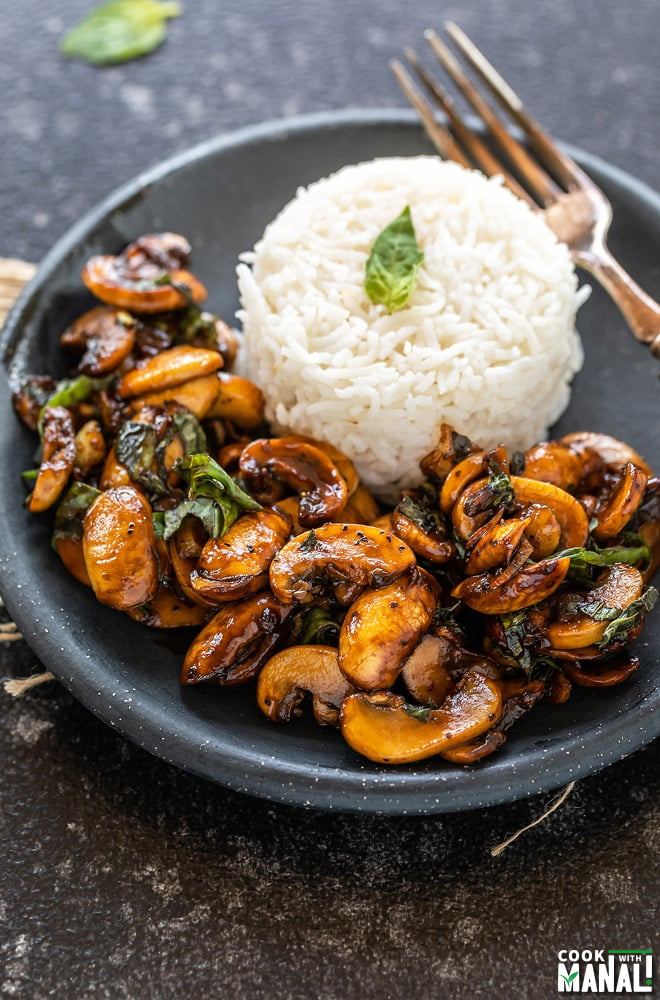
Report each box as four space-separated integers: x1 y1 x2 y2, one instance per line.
419 424 480 482
392 487 456 563
520 442 581 491
27 406 76 512
592 462 648 542
338 568 437 690
127 588 209 628
82 233 207 314
181 591 294 685
339 669 502 764
463 512 531 575
439 730 507 764
60 305 137 376
82 485 159 611
520 503 562 560
257 645 355 725
452 555 571 614
269 523 416 605
205 372 265 428
280 435 360 498
400 634 456 705
73 420 106 477
439 450 489 513
558 431 654 478
127 373 221 421
509 476 590 548
547 564 644 649
116 345 223 399
12 375 57 433
190 508 292 603
239 437 349 527
560 654 640 687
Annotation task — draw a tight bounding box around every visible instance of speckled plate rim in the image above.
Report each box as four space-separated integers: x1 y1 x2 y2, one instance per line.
0 108 658 815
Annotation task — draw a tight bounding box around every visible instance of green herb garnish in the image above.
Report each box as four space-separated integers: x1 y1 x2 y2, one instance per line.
52 483 102 545
165 453 261 539
558 533 652 583
403 699 438 723
299 607 341 646
61 0 181 66
39 374 111 435
364 206 424 313
115 421 167 496
598 587 658 648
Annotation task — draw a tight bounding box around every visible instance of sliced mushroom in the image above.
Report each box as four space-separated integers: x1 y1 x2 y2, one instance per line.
74 420 106 477
269 523 416 605
440 451 488 513
191 508 292 603
181 591 294 685
127 588 209 628
348 484 380 523
99 443 132 489
205 372 265 428
117 345 223 399
127 373 221 420
419 424 480 482
338 569 437 690
54 537 91 587
339 669 502 764
239 437 348 527
558 431 654 477
592 462 648 542
82 233 207 314
510 476 590 548
545 672 572 703
391 489 456 564
60 305 137 376
28 406 76 512
440 730 507 764
83 485 159 610
400 635 455 705
547 564 644 649
282 435 360 498
561 654 640 687
463 512 530 575
257 645 355 725
452 556 571 614
520 503 562 560
521 442 581 491
12 375 57 432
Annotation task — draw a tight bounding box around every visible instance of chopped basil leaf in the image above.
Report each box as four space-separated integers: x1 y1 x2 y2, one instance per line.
598 586 658 648
167 453 261 539
403 700 438 723
397 483 448 537
172 410 207 456
52 482 102 545
61 0 181 66
463 460 514 517
558 534 651 581
39 374 111 435
115 421 167 496
364 206 424 313
299 529 321 553
300 607 341 645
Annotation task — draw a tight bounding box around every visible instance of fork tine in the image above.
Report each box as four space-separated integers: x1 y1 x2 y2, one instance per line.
444 21 587 190
390 59 471 168
425 29 561 205
403 46 535 207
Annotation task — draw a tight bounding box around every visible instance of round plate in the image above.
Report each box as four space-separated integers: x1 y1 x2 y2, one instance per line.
1 109 658 814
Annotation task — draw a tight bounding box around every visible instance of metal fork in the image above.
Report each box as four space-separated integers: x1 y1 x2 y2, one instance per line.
392 22 660 360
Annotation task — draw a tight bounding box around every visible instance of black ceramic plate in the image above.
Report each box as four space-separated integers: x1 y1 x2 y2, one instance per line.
1 110 658 814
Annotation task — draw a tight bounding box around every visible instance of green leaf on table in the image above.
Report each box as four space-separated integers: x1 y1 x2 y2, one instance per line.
60 0 181 66
364 206 424 312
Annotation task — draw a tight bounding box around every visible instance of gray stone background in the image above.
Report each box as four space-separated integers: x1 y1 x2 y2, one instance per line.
0 0 658 997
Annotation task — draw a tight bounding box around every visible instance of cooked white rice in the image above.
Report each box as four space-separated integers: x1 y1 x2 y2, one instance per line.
237 156 586 500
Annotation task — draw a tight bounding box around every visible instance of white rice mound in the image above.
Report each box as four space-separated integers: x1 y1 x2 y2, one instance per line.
237 157 586 500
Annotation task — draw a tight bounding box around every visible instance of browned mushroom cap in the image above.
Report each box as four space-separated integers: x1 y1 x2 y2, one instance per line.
440 730 507 764
510 476 590 548
547 563 644 650
452 556 571 614
400 635 455 705
561 654 640 687
464 512 530 575
339 669 502 764
205 372 265 428
74 420 106 477
83 485 159 610
181 591 294 685
338 568 437 690
28 406 76 512
190 508 292 603
592 462 648 542
269 523 416 605
440 451 488 513
60 306 137 376
558 431 654 477
82 233 207 314
420 424 480 482
521 503 562 560
239 437 349 527
116 345 223 399
126 588 209 628
521 442 581 491
256 645 355 725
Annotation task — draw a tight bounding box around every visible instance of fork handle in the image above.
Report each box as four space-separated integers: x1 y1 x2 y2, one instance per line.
576 245 660 360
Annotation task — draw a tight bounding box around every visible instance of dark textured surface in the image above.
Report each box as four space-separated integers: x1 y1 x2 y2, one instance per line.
1 1 659 997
